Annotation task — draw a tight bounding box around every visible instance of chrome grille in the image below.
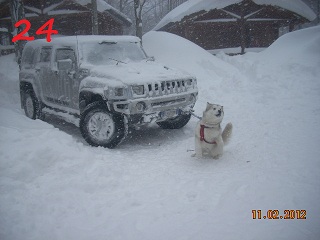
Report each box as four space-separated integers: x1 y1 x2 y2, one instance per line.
147 80 194 97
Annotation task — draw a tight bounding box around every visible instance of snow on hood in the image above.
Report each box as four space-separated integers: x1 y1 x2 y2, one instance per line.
154 0 316 30
81 61 194 89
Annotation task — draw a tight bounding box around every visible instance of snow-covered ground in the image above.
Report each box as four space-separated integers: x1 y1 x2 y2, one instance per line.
0 26 320 240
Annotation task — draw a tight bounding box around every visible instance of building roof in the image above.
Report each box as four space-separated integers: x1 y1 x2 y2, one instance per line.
154 0 317 30
0 0 132 26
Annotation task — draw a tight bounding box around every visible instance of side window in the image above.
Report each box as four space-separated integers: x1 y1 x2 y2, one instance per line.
56 48 76 70
40 47 52 62
56 48 76 62
32 48 40 64
21 47 35 69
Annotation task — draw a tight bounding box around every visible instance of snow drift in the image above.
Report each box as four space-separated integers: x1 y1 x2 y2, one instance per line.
143 31 245 116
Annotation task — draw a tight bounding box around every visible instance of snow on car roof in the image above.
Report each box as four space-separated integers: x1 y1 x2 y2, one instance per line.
153 0 317 30
25 35 141 48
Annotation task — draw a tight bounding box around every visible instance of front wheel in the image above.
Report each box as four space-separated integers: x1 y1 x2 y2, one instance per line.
80 102 125 148
157 114 191 129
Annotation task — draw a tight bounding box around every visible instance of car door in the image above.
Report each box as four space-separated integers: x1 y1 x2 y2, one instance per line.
38 47 54 103
54 48 77 109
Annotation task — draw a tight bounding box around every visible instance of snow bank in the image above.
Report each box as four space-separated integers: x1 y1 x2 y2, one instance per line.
154 0 316 30
143 31 246 116
259 25 320 67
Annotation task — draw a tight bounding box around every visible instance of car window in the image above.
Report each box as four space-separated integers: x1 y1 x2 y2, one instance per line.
56 48 76 62
40 47 52 62
21 47 35 69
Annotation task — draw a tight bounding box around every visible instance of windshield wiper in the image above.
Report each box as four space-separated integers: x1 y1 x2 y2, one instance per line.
109 58 127 65
99 41 117 45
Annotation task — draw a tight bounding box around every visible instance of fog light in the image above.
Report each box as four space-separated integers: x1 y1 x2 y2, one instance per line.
189 94 196 103
115 88 124 97
135 102 146 112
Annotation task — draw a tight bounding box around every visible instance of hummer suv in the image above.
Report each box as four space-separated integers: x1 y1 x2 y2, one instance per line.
19 36 198 148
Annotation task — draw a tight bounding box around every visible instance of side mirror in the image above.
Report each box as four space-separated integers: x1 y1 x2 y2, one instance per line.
57 59 72 71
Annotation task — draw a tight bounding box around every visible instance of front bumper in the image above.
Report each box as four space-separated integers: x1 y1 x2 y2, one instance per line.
107 90 198 125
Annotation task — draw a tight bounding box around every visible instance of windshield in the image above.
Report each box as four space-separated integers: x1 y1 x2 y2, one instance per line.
81 41 147 65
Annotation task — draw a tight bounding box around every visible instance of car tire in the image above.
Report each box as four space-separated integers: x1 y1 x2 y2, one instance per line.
80 102 125 148
157 114 191 129
23 88 43 120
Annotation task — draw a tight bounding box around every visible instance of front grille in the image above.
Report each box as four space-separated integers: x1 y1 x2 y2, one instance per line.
147 80 193 97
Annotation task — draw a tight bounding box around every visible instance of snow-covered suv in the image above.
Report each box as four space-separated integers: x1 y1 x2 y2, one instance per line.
19 36 198 148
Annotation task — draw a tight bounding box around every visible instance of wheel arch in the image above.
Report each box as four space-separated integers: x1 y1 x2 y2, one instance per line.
79 91 107 114
20 81 35 109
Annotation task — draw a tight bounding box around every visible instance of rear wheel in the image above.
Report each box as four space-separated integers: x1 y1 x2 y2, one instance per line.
157 114 191 129
80 102 125 148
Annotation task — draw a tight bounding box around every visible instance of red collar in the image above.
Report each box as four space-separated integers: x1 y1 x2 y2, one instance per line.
200 124 217 144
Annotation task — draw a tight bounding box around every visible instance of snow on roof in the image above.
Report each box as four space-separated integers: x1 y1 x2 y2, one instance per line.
75 0 132 24
21 0 131 25
76 0 112 13
48 10 87 16
154 0 317 30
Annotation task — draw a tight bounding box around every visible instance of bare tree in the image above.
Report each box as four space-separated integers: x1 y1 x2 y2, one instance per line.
168 0 187 11
120 0 132 13
106 0 187 36
134 0 146 39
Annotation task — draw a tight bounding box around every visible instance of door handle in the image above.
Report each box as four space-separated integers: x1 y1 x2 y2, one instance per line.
68 71 75 78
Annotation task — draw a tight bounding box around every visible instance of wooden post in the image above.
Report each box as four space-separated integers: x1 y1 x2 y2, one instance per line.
91 0 98 35
239 2 246 55
239 17 246 54
9 0 26 65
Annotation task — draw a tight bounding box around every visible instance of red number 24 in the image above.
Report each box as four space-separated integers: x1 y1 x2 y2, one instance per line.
12 18 58 43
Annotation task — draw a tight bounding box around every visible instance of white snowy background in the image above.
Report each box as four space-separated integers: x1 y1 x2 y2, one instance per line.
0 26 320 240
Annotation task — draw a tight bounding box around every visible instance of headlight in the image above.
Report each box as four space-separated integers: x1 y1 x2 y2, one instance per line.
132 85 144 95
104 87 128 99
114 88 125 97
186 79 192 86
